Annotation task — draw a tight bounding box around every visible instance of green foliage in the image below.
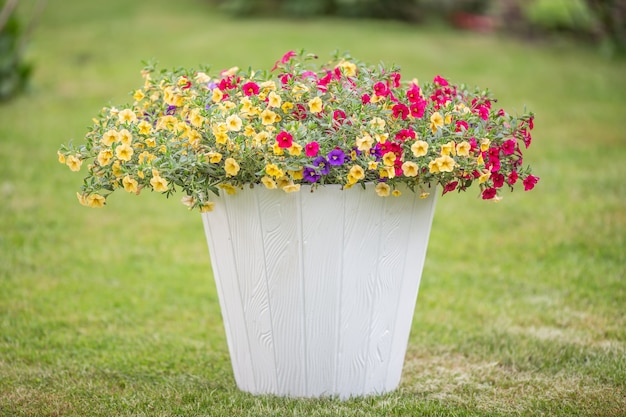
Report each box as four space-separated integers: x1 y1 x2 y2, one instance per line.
0 11 32 101
524 0 595 33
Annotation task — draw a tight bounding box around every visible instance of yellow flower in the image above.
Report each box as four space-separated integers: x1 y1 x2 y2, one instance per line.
375 182 391 197
215 132 229 145
411 140 429 157
200 202 215 212
119 129 133 145
440 142 454 156
226 114 243 132
456 141 471 157
118 108 137 124
428 159 440 173
207 152 222 163
281 101 294 113
435 155 456 172
402 161 419 177
356 133 374 152
57 151 66 164
419 191 430 199
212 88 224 103
276 176 291 189
337 60 357 77
133 89 145 101
260 109 277 125
272 141 284 156
444 113 452 124
138 150 156 164
261 176 277 189
476 153 484 166
97 149 113 166
267 91 282 108
76 192 87 206
265 163 283 178
382 151 396 166
392 189 402 197
283 183 301 193
188 130 201 148
368 161 378 170
122 175 138 193
138 120 152 135
150 175 169 192
369 117 386 130
374 133 388 144
112 160 123 177
195 72 211 83
308 97 323 113
480 138 491 152
349 165 365 181
288 142 302 156
219 183 238 195
115 143 134 162
224 158 240 177
243 125 256 138
101 129 119 146
181 195 195 208
144 137 156 148
430 112 444 133
478 170 491 184
254 131 270 145
86 193 106 208
288 169 303 180
66 155 82 172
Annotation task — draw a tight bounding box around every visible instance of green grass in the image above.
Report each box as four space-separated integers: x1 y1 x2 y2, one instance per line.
1 0 625 415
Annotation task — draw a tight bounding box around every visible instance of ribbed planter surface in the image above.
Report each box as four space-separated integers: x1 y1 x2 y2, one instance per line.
201 184 437 398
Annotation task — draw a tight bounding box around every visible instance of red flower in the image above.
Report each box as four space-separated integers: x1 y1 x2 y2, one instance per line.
492 173 505 188
455 120 469 132
276 131 293 148
280 73 294 85
406 84 421 103
390 72 401 88
507 171 519 185
293 104 307 120
409 98 427 118
442 181 458 195
361 94 371 105
523 175 539 191
482 187 497 200
333 109 346 123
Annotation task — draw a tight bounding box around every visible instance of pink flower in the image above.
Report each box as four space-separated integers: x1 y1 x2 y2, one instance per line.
507 171 519 185
333 109 346 122
492 173 505 188
442 181 458 195
280 73 293 85
271 50 297 72
395 128 416 141
242 82 259 96
502 139 517 155
392 103 409 120
409 98 427 118
305 141 319 157
373 82 389 97
433 75 449 86
455 120 469 132
406 84 421 103
523 175 539 191
390 73 401 88
276 131 293 148
361 94 371 105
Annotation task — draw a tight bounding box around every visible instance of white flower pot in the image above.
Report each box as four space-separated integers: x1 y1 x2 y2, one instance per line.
201 184 437 399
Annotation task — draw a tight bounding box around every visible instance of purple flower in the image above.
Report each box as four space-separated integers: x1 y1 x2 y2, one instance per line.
313 156 330 175
166 105 177 115
303 167 320 183
327 149 345 166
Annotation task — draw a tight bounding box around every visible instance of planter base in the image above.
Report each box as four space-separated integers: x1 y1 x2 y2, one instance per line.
202 184 437 398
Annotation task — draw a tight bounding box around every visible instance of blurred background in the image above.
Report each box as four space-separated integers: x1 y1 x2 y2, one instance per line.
1 0 625 415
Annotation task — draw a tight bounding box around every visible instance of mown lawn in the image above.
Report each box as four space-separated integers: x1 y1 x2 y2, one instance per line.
1 0 625 416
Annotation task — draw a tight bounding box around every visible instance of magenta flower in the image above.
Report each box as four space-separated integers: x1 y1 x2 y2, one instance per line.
271 50 297 72
492 173 505 188
501 139 517 155
442 181 458 195
409 98 427 118
392 103 409 120
390 72 401 88
507 171 519 185
305 141 320 157
433 75 449 86
523 175 539 191
276 131 293 148
242 82 259 96
361 94 371 105
395 128 416 141
406 84 421 103
482 187 497 200
373 82 389 97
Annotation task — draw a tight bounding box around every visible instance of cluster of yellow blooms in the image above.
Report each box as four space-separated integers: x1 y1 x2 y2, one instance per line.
58 51 537 211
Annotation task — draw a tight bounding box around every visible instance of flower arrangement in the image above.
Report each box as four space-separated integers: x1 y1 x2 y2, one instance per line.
58 50 538 212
